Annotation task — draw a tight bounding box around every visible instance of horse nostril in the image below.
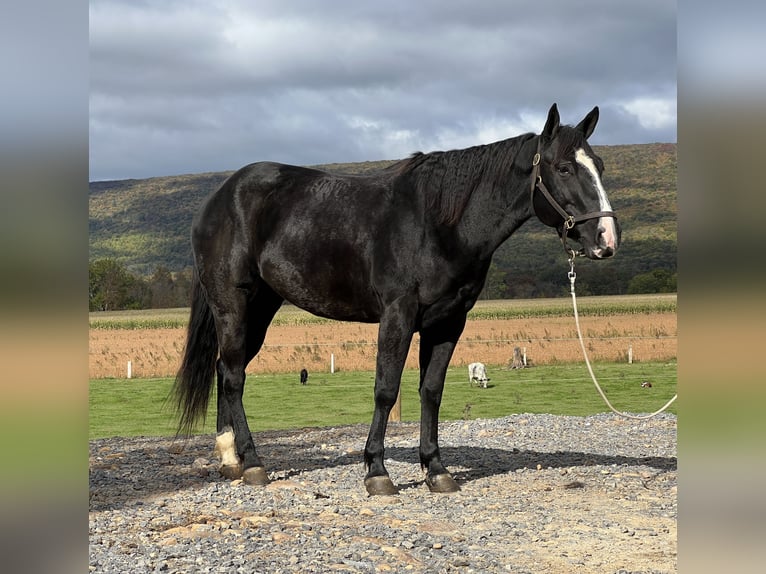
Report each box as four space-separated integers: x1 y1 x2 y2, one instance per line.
597 223 618 253
595 227 616 258
596 217 620 253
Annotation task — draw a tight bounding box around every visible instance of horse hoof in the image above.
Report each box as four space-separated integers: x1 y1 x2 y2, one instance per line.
219 463 243 479
364 475 399 496
242 466 270 486
425 473 460 493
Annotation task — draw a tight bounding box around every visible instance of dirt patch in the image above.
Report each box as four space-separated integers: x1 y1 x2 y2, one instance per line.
89 313 676 379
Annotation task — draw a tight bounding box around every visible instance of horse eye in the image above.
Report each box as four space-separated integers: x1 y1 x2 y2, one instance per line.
557 164 571 176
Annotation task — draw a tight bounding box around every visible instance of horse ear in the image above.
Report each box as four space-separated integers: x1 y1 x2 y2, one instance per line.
542 103 560 139
576 106 599 139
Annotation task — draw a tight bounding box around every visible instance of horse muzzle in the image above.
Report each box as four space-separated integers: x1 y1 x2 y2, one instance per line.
586 216 620 259
574 216 619 260
587 245 615 260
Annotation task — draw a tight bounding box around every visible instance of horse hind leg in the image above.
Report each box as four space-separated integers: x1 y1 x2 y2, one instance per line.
213 283 283 485
214 357 254 480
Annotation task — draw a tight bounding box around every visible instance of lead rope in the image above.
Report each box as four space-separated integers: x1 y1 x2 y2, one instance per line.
568 255 677 420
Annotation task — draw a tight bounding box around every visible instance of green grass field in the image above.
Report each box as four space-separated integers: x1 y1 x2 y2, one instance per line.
89 361 676 439
89 293 677 329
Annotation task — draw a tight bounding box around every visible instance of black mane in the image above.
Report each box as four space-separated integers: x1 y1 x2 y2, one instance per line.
392 133 536 225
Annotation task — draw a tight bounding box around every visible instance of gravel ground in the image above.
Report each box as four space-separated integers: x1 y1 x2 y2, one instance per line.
89 413 677 573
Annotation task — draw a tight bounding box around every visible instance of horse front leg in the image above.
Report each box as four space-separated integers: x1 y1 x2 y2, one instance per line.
364 295 418 496
418 315 466 493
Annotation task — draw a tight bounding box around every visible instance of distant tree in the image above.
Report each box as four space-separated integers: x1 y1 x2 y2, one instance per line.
574 265 625 296
149 265 175 308
129 277 151 309
89 259 145 311
627 269 677 294
480 262 509 300
171 267 193 307
503 274 537 299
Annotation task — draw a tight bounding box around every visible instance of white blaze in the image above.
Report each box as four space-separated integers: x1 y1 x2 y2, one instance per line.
575 148 618 251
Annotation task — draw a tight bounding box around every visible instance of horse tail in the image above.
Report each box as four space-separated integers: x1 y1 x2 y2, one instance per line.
172 268 218 435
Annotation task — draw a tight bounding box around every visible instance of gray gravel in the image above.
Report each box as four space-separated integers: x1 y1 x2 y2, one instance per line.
89 413 676 573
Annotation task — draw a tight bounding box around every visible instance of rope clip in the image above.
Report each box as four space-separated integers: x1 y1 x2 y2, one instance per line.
567 255 577 292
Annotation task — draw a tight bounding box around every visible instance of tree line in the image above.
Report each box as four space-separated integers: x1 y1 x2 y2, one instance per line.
479 262 676 300
89 257 676 312
89 259 192 311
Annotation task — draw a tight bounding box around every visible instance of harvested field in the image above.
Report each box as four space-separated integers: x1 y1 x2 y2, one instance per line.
89 312 676 379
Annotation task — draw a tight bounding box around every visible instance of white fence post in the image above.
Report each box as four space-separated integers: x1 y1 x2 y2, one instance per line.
330 353 335 374
127 360 132 379
628 345 633 364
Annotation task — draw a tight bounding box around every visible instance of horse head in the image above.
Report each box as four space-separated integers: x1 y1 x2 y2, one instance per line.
532 103 621 260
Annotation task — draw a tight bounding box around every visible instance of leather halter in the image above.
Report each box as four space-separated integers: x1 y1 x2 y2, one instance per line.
530 136 616 255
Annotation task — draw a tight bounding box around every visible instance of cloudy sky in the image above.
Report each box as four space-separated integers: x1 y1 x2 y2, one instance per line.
89 0 676 182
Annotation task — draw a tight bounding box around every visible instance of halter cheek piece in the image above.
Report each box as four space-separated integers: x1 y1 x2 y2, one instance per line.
530 137 617 257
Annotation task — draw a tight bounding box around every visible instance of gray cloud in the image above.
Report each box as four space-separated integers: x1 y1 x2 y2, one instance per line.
89 0 676 180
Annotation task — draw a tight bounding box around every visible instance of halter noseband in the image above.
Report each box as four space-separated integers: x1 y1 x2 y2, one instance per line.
530 136 616 256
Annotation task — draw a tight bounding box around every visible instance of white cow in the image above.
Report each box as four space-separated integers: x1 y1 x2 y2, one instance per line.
468 362 490 388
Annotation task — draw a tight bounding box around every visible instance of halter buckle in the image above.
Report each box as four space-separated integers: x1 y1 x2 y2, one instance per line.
564 215 575 230
532 153 540 166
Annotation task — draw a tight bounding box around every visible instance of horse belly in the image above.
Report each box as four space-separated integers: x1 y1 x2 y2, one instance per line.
259 248 381 323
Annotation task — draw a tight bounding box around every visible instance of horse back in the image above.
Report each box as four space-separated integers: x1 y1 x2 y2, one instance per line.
193 162 406 322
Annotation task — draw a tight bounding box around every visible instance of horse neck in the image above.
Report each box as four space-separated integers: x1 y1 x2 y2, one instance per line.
454 137 537 259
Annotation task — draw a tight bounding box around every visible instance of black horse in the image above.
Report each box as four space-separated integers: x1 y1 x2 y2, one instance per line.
173 104 620 495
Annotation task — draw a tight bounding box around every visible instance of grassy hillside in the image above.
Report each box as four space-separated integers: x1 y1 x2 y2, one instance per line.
89 143 676 294
89 172 230 273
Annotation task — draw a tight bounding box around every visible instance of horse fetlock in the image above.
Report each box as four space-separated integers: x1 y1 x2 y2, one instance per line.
215 427 242 472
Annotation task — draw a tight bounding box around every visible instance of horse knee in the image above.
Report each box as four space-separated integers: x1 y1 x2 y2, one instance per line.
374 385 399 408
420 385 443 406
